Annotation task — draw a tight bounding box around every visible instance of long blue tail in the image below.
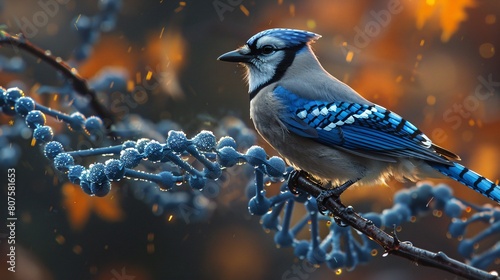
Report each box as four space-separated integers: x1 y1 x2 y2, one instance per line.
429 162 500 203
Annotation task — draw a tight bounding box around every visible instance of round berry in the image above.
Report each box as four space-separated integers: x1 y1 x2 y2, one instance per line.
122 140 136 149
248 195 271 215
245 146 267 166
14 97 35 117
216 136 237 150
54 153 74 172
135 138 150 154
68 165 85 184
84 116 103 135
188 175 206 190
120 148 142 168
25 110 46 129
444 199 464 218
104 159 125 181
217 146 243 167
5 87 24 105
44 141 64 160
88 163 107 183
144 140 164 162
33 126 54 143
91 181 111 197
158 171 176 191
67 112 86 131
265 156 286 178
274 229 294 247
167 131 188 152
192 130 216 151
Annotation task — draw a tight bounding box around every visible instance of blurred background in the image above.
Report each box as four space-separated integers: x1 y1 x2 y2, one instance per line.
0 0 499 279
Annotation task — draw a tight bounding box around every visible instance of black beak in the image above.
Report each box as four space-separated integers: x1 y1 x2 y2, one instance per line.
217 49 252 63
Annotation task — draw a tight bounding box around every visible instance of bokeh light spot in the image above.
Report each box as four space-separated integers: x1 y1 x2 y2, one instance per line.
479 43 495 58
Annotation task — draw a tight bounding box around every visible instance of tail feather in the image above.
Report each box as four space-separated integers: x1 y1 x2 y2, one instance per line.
429 162 500 203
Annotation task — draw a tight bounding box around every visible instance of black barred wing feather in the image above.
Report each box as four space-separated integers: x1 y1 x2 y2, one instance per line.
273 86 457 164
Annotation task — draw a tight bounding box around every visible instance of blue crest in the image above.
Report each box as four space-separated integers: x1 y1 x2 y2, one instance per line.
246 28 321 48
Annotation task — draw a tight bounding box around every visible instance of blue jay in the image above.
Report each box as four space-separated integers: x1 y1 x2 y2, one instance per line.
218 28 500 204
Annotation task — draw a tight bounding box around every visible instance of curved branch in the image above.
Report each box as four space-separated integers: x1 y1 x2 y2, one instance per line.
287 171 499 280
0 31 115 129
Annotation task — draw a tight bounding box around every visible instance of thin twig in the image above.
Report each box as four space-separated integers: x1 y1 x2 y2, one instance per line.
0 31 115 129
288 171 499 280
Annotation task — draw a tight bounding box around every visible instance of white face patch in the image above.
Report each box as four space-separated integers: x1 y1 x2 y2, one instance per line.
243 35 288 93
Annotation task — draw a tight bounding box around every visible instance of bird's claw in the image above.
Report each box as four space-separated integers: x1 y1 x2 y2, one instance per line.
316 189 337 215
315 179 360 215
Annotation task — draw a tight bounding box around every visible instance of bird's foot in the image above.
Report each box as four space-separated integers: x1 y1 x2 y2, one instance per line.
316 179 360 215
287 170 360 217
287 169 321 195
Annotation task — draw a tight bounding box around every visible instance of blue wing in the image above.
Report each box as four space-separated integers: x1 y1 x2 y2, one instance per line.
273 86 457 164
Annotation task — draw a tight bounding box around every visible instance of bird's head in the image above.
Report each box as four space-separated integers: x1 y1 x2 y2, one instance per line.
218 28 321 98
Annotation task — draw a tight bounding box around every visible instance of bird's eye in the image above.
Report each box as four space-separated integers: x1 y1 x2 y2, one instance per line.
261 45 275 55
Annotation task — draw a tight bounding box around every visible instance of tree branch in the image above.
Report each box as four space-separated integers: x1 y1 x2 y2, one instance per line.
287 171 499 280
0 31 115 129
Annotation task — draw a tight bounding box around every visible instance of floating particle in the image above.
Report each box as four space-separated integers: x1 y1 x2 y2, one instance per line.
174 2 186 13
306 19 316 29
345 50 354 63
479 43 495 59
160 27 165 39
127 80 134 91
73 245 82 255
146 70 153 81
136 72 141 84
485 14 496 25
426 95 436 106
289 4 295 17
147 233 154 241
240 5 249 16
55 234 66 245
74 14 81 30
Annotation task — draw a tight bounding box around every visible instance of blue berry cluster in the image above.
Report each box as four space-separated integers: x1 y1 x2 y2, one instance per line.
44 130 286 197
1 87 104 144
252 180 500 271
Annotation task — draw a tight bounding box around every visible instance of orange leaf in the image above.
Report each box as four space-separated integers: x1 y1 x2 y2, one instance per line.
93 194 124 222
415 0 476 42
61 183 124 231
440 0 476 42
62 183 91 231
